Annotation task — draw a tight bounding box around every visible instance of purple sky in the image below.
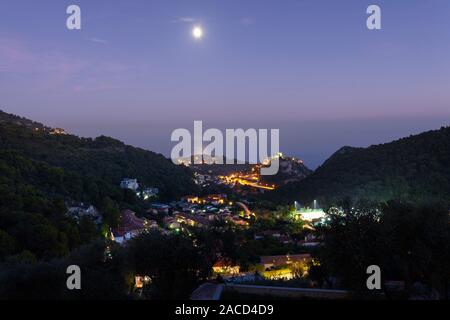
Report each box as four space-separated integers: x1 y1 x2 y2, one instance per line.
1 0 449 168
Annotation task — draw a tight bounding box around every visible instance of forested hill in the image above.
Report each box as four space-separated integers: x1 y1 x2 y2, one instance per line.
270 126 450 206
0 111 195 204
0 110 197 260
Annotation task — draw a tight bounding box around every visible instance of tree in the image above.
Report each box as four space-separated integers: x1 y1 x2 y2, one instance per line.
127 231 207 299
100 197 120 229
0 229 15 260
78 216 98 243
317 200 389 294
317 200 450 299
380 201 450 298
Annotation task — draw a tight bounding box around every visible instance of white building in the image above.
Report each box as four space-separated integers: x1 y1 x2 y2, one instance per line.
120 178 139 191
139 187 159 200
67 203 102 225
112 209 149 244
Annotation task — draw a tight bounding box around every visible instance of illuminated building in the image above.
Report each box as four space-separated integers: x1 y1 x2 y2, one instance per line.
111 210 151 244
294 201 326 222
120 178 139 191
212 258 240 275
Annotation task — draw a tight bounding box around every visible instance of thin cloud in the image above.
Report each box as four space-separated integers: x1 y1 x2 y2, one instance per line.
171 17 196 24
87 37 108 45
0 36 140 94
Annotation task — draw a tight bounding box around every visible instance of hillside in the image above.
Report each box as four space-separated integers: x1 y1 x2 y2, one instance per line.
189 154 311 185
0 110 197 200
260 155 312 186
0 110 197 261
270 126 450 206
187 155 253 176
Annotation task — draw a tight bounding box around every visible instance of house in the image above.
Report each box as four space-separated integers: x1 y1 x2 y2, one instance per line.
212 258 240 275
67 203 102 225
163 216 181 230
260 254 312 270
112 210 149 244
194 174 207 185
299 233 322 247
120 178 139 191
134 275 151 289
138 187 159 200
182 195 200 204
259 254 312 280
181 194 227 205
49 127 67 135
206 213 218 221
175 212 210 228
150 203 170 215
205 194 227 205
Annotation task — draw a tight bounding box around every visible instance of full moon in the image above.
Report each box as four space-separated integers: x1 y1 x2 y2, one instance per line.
192 26 204 39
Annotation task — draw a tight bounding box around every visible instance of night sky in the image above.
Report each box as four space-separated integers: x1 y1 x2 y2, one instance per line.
1 0 449 168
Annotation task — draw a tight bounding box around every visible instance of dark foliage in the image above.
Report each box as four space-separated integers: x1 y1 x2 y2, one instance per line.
126 231 208 299
0 110 197 261
0 240 129 300
316 200 450 299
270 127 450 205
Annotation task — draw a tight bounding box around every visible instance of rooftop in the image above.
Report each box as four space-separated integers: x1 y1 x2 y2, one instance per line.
113 209 147 237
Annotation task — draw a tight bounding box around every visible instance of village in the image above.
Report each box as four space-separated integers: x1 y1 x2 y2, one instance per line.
33 159 449 301
64 174 329 296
